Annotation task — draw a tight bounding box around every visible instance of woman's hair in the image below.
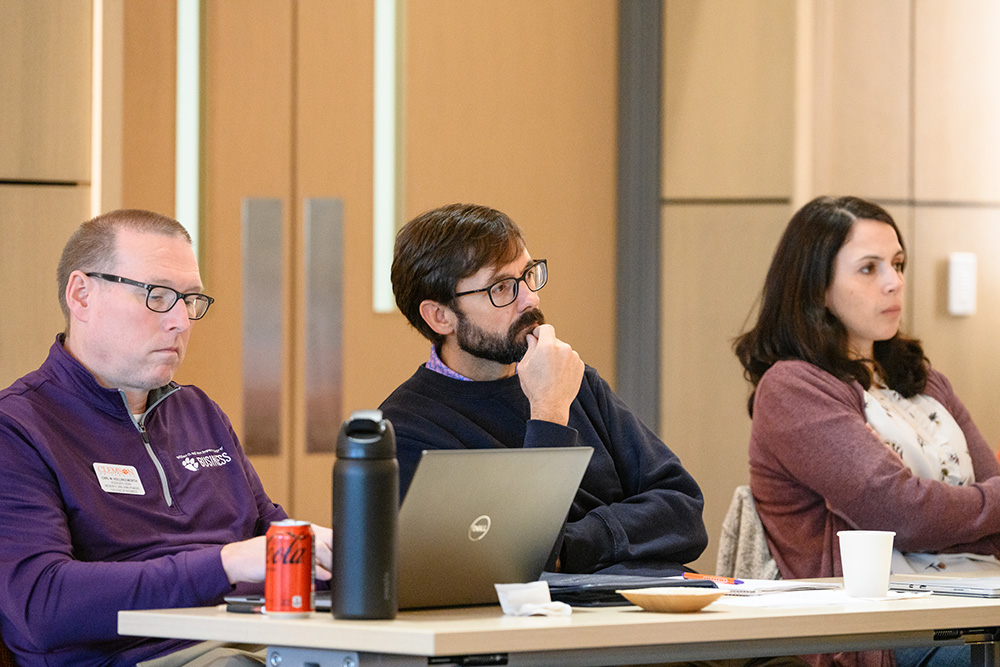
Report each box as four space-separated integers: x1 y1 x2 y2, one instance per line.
734 195 928 416
391 203 526 344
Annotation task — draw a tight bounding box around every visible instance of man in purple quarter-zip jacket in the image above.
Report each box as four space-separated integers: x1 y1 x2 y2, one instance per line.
0 210 333 667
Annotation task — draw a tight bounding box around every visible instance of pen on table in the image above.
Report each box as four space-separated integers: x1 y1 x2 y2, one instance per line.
683 572 743 585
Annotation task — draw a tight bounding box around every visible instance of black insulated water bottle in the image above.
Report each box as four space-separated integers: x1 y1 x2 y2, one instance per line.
331 409 398 619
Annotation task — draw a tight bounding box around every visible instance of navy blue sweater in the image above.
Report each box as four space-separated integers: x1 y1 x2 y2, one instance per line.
379 365 708 575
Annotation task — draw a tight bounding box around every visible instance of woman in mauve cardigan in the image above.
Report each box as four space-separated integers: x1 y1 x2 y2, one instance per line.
735 196 1000 667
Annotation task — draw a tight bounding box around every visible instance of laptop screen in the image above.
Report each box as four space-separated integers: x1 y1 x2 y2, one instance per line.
397 446 593 609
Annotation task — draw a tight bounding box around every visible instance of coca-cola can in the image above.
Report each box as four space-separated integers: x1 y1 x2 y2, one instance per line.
265 519 315 617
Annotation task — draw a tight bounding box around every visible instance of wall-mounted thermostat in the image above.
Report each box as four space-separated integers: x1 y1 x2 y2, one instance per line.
947 252 977 316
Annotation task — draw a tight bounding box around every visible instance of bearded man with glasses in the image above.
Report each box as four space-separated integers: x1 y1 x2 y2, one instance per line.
0 209 333 667
380 203 708 577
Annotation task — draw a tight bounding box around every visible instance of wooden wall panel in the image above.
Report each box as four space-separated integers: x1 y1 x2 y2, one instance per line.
809 0 911 200
659 203 791 574
661 0 797 573
914 1 1000 203
122 1 618 525
1 0 93 388
176 2 296 505
296 1 393 414
292 1 379 522
661 0 1000 575
0 0 91 182
121 1 176 215
662 0 795 199
908 1 1000 447
910 207 1000 446
289 0 619 525
0 186 91 387
405 1 619 380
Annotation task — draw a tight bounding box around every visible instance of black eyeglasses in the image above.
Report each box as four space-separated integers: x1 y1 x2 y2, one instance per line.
86 272 215 320
453 259 547 308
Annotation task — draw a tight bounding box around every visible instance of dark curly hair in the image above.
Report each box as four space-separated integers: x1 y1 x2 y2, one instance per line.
734 195 928 416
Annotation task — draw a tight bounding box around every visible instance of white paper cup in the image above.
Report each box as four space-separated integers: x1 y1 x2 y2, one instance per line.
837 530 895 598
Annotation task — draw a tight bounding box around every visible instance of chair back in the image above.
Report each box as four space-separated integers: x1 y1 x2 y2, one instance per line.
0 634 16 667
715 485 780 580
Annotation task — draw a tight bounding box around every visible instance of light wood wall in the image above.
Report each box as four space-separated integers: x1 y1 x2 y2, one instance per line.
118 1 617 525
663 0 1000 574
0 1 92 183
1 1 92 387
121 1 176 217
909 1 1000 443
11 0 1000 578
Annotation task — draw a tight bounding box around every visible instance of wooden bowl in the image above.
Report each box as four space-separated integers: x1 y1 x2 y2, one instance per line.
616 587 726 613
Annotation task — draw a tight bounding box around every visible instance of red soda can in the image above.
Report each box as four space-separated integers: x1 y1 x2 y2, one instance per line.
265 519 315 617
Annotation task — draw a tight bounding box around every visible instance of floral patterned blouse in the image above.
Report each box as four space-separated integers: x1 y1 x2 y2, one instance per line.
865 380 1000 573
864 382 973 485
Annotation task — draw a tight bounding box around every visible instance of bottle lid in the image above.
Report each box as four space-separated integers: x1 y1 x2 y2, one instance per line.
337 409 396 459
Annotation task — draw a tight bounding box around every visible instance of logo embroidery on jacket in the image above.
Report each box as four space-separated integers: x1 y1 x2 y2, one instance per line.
175 447 233 472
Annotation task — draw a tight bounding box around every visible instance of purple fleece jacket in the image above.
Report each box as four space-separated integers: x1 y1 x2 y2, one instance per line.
379 364 707 575
0 337 287 667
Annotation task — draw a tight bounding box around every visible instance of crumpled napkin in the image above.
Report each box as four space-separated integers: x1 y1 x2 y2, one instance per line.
495 581 572 616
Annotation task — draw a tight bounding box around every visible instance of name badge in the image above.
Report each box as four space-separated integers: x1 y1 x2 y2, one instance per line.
93 463 146 495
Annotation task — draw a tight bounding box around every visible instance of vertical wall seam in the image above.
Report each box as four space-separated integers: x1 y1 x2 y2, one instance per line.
287 0 301 505
615 0 663 432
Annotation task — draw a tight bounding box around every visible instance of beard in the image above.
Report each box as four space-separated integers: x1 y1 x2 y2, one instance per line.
454 307 546 365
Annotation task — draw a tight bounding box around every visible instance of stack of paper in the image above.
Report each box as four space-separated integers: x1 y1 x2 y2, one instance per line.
716 579 842 596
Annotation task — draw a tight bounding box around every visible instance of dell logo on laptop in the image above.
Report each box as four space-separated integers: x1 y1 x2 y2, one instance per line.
468 515 491 541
